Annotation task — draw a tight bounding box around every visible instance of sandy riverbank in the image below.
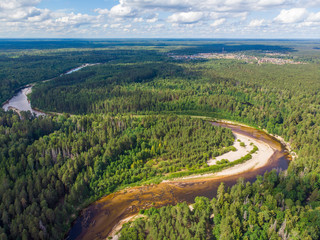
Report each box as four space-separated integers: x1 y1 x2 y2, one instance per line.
215 119 296 161
170 131 274 181
215 132 274 177
263 131 297 160
69 121 290 240
110 214 144 240
108 132 275 239
208 132 254 165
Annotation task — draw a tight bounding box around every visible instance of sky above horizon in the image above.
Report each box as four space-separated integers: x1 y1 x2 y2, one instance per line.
1 0 320 38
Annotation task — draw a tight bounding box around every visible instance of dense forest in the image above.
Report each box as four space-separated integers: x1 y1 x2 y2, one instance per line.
2 40 320 239
0 49 164 104
31 57 320 159
120 171 320 239
0 112 234 240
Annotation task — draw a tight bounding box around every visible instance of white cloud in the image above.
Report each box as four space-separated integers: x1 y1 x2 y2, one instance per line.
306 11 320 22
297 11 320 27
147 17 158 23
134 17 143 22
209 11 247 21
211 18 226 27
27 8 50 22
110 23 121 28
119 0 191 11
0 0 99 36
54 12 93 26
0 0 48 22
0 0 41 10
274 8 308 23
94 8 109 15
155 23 164 28
168 12 204 24
301 0 320 7
118 0 294 12
1 0 320 38
109 4 136 18
0 7 40 21
248 19 265 27
257 0 286 7
233 12 248 20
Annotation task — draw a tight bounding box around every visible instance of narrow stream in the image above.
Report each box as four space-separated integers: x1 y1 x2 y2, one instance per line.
67 122 290 240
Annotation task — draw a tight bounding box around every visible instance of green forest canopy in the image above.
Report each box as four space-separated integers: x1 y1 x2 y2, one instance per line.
1 39 320 239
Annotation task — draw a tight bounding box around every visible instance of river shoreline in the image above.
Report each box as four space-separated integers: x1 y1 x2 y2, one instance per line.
1 65 294 240
214 119 296 160
172 131 274 182
106 124 288 239
0 61 295 240
67 121 291 240
2 63 99 115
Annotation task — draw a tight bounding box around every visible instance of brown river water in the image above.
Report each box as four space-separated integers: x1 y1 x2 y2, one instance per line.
67 122 290 240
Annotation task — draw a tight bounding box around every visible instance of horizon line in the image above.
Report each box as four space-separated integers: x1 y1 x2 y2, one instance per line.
0 37 319 41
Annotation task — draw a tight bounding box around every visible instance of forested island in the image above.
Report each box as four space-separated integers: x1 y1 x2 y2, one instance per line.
1 39 320 240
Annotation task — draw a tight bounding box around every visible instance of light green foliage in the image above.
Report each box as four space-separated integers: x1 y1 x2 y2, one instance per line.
216 159 230 165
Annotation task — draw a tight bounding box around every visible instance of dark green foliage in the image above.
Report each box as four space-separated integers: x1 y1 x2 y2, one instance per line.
2 40 320 239
29 56 320 169
30 62 184 114
120 171 320 240
120 197 212 240
0 113 233 240
0 49 164 104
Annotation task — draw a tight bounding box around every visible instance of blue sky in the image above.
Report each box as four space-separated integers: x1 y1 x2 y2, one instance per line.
37 0 115 13
1 0 320 38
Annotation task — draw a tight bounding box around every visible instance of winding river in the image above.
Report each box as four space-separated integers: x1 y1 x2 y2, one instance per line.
67 122 291 240
1 65 291 240
2 64 97 115
2 86 45 116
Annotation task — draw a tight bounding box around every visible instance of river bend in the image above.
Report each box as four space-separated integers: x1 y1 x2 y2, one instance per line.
67 122 290 240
